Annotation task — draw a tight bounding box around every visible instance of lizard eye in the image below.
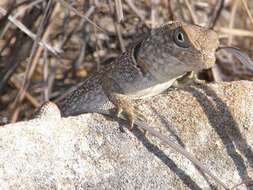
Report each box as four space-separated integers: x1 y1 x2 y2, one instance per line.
173 28 190 48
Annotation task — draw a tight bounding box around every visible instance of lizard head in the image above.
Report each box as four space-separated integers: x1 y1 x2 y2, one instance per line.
136 21 219 82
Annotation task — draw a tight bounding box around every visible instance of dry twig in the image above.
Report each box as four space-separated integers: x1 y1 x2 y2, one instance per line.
0 6 60 56
55 0 107 34
241 0 253 27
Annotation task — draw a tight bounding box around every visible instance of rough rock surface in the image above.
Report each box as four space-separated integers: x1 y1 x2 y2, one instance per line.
1 81 253 190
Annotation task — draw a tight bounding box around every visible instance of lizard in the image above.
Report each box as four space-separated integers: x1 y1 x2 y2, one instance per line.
55 20 220 129
36 21 230 188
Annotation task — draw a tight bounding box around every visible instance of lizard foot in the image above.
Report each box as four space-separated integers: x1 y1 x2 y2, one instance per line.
114 99 148 135
175 71 206 87
116 104 147 129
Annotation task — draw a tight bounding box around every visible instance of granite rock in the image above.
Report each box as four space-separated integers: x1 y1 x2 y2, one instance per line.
1 81 253 190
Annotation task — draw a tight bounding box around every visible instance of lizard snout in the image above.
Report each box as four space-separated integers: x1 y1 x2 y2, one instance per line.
200 30 219 68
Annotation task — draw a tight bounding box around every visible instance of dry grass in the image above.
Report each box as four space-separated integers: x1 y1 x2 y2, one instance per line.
0 0 253 123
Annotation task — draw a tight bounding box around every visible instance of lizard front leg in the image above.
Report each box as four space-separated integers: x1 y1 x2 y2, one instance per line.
102 77 146 130
174 71 206 88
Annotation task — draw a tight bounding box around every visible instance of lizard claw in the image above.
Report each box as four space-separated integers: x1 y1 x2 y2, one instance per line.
192 78 206 85
116 103 148 135
116 107 123 118
105 89 148 135
133 106 147 122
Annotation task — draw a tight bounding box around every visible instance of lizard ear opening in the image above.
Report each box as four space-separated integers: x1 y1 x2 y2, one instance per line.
133 41 142 61
132 41 149 75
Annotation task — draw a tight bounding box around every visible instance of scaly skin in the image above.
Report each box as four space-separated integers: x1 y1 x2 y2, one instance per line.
56 21 219 128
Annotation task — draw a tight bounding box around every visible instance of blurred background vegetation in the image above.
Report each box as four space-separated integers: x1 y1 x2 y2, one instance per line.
0 0 252 123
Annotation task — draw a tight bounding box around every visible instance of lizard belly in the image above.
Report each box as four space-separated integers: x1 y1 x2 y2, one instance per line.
125 78 177 99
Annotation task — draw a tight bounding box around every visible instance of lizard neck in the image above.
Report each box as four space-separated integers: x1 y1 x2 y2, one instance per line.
132 40 187 83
